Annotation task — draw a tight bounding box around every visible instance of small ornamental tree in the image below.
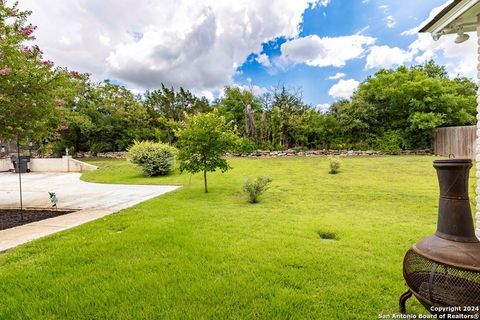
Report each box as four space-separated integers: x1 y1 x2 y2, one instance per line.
0 1 77 143
176 111 238 193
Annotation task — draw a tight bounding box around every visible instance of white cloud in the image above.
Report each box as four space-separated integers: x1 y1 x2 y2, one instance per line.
316 103 330 113
127 87 146 96
235 83 268 96
362 0 370 4
328 72 346 80
279 34 375 68
98 35 111 46
401 27 418 36
256 53 271 67
378 5 389 13
235 78 268 95
356 26 370 35
378 4 394 29
319 0 330 6
384 15 396 28
18 0 321 92
413 49 435 64
328 79 359 99
198 89 218 102
365 45 413 69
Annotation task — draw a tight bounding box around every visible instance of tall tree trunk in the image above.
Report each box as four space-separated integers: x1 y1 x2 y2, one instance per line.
203 169 208 193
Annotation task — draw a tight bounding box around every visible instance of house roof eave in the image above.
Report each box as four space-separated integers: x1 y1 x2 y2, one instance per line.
419 0 477 34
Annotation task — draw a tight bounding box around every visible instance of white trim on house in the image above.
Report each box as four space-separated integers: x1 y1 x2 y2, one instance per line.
475 15 480 237
423 0 478 35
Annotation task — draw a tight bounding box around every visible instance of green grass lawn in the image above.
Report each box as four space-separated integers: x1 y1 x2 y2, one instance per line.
0 156 475 319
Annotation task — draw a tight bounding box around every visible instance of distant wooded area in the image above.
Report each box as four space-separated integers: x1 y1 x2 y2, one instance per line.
47 61 476 156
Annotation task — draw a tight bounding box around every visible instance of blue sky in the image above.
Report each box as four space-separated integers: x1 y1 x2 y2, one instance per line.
234 0 459 107
21 0 474 108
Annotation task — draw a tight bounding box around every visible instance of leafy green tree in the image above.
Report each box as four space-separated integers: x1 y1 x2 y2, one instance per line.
330 97 377 149
176 111 238 193
412 59 448 79
219 86 262 142
222 85 342 151
335 61 476 149
0 1 80 210
0 1 76 143
302 110 340 149
269 86 306 148
59 80 155 154
144 85 211 143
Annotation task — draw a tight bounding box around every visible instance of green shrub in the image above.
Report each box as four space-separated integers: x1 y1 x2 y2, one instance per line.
243 176 272 203
235 138 258 153
50 141 69 157
127 141 177 176
259 141 283 151
378 130 407 155
329 156 341 174
293 146 308 152
90 141 113 155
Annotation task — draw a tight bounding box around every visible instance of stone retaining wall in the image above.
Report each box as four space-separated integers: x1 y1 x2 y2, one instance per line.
75 149 432 159
75 151 127 159
228 149 431 158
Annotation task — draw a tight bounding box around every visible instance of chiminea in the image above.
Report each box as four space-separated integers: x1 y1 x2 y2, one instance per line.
400 159 480 316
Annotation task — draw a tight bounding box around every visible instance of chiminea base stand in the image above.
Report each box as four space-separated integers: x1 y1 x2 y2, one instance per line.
399 290 412 314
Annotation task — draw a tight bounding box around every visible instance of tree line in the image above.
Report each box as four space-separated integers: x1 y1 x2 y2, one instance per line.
1 2 477 156
55 60 476 155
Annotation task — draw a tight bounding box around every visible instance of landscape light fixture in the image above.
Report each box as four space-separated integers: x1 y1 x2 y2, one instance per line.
1 145 5 153
431 26 470 44
454 27 469 44
432 32 442 41
431 29 449 41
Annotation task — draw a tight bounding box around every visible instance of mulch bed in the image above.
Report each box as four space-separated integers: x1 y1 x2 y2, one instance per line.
0 209 76 231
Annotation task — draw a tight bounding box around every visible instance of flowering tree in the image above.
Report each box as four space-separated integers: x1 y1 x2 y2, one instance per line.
0 1 77 143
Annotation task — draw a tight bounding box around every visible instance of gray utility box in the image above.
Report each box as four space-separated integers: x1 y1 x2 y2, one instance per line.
11 156 30 173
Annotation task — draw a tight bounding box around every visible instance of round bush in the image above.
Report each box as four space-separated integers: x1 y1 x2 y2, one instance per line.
127 141 177 176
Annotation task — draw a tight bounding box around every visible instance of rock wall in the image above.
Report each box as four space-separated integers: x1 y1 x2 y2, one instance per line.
74 149 432 159
75 151 127 159
227 149 432 158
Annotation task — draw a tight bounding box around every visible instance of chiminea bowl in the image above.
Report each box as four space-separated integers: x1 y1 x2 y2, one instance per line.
400 159 480 316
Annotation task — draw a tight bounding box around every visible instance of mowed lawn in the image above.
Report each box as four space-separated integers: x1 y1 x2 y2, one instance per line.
0 156 474 319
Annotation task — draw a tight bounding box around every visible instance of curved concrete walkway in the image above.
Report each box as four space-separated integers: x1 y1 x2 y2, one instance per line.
0 172 180 252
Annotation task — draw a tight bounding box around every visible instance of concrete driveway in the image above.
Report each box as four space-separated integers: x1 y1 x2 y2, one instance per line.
0 172 180 251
